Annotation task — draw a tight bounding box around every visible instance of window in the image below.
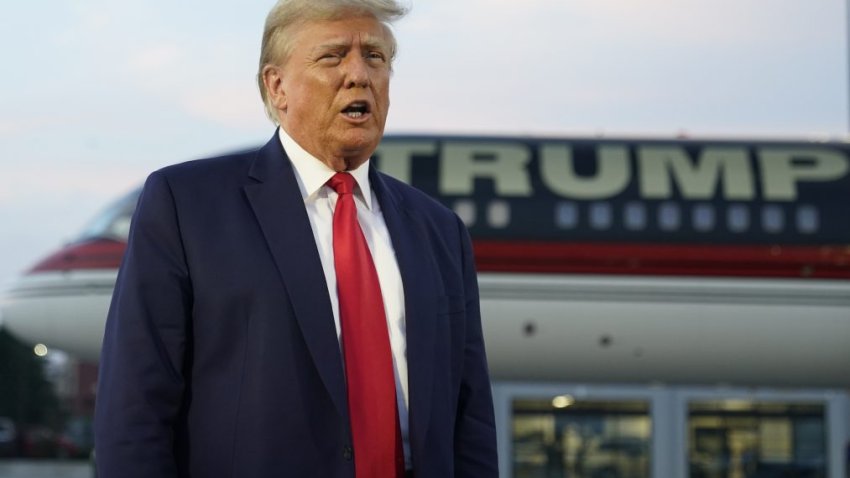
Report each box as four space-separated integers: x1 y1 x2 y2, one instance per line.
555 202 579 230
688 401 826 478
589 202 613 230
513 398 651 478
692 204 716 232
76 188 141 241
658 203 681 231
796 205 819 234
727 205 750 233
761 206 784 233
624 202 647 231
487 200 511 229
453 200 476 227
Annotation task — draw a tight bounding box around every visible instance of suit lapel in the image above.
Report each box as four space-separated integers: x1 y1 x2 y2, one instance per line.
243 133 348 420
370 168 437 447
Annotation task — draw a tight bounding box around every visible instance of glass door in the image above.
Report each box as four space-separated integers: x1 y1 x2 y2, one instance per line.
512 397 651 478
687 400 827 478
495 384 848 478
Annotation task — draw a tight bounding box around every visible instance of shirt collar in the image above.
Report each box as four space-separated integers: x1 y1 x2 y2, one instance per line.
278 128 373 210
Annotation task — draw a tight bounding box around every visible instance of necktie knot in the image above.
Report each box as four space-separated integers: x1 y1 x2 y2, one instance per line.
328 172 356 196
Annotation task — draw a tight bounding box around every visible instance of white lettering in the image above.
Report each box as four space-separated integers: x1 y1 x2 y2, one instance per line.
440 142 532 196
540 144 630 199
374 141 438 184
759 148 849 201
639 146 754 200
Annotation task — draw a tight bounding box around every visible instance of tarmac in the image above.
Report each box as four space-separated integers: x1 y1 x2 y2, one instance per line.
0 460 91 478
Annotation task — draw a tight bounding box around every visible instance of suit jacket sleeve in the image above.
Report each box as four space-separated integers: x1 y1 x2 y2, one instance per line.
94 171 190 477
453 215 499 477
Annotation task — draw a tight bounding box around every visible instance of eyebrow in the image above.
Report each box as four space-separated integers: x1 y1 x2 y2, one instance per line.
313 35 390 54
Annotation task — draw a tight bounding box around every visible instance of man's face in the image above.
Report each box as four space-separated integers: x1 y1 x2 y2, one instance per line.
267 16 392 171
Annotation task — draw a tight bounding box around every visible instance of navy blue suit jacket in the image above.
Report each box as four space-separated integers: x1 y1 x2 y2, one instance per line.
94 132 498 477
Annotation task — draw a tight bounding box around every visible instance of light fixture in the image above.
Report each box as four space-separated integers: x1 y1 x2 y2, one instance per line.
34 343 49 357
552 395 575 409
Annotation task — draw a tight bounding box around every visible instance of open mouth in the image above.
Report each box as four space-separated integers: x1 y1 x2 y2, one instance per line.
342 102 370 119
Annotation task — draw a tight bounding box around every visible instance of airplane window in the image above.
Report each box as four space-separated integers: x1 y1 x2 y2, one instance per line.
453 200 477 227
624 202 647 231
658 202 681 231
76 188 142 242
692 204 715 232
112 217 132 239
589 202 612 230
555 202 578 230
727 205 750 233
761 206 784 233
795 205 819 234
487 201 511 229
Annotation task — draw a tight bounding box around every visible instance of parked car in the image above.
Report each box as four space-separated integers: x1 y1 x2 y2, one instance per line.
57 417 94 459
19 425 59 458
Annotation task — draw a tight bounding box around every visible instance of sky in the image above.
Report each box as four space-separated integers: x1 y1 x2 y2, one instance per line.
0 0 848 288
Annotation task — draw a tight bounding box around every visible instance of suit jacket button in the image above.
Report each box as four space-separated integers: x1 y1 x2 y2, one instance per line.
343 446 353 461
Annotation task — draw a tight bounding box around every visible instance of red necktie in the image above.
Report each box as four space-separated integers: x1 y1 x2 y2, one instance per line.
328 172 403 478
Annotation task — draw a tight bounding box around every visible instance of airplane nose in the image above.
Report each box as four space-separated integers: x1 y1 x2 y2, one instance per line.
0 238 126 362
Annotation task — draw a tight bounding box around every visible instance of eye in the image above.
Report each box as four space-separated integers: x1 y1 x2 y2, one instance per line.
366 51 386 63
318 52 342 64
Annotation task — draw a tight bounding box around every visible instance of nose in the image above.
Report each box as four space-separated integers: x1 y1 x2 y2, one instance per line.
344 55 371 89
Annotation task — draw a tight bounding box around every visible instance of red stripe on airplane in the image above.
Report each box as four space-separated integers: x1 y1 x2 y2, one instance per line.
28 239 126 273
473 241 850 279
28 238 850 279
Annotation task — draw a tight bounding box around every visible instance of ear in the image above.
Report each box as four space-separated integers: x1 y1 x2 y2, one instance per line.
262 65 287 112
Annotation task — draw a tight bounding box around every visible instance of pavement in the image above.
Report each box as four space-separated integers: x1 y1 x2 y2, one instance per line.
0 460 92 478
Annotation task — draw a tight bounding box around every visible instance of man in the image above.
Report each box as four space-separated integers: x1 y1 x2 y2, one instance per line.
94 0 498 477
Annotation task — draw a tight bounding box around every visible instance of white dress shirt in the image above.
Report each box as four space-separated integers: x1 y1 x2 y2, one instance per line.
278 128 411 468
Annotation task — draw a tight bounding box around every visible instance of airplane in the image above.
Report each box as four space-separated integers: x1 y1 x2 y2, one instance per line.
3 134 850 475
4 134 849 382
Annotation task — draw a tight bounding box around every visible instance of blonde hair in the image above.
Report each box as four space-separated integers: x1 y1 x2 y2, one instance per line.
257 0 408 123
